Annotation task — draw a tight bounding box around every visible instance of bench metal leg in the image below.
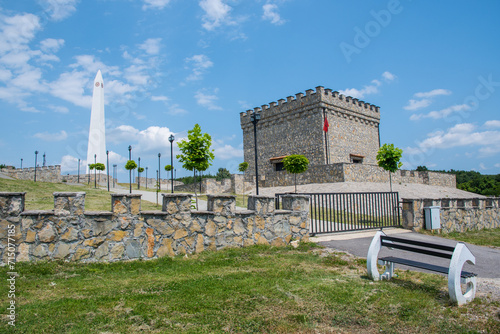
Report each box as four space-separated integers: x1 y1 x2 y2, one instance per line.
379 260 394 280
448 243 476 305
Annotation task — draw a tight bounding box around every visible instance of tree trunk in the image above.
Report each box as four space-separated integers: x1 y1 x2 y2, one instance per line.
389 171 393 192
194 169 199 210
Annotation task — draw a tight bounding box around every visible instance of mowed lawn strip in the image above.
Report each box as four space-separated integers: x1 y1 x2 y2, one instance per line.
0 178 159 211
1 245 498 333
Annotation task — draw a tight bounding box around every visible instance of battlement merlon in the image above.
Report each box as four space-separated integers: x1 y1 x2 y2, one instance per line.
240 86 380 126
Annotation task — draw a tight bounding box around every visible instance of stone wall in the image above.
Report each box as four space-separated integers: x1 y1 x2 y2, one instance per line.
62 173 116 186
240 86 381 179
174 174 254 195
3 165 62 183
135 177 184 190
261 163 456 188
0 192 310 264
401 197 500 233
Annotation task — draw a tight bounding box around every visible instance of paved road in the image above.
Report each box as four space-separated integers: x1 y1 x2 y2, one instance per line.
313 228 500 279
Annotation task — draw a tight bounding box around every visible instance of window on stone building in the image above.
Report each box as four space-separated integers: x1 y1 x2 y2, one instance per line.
275 162 284 171
269 156 287 172
350 154 364 164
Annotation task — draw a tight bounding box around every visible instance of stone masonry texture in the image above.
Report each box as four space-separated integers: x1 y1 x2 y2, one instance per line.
0 192 310 264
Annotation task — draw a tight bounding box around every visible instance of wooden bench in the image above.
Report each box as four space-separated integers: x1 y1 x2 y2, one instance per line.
367 231 477 305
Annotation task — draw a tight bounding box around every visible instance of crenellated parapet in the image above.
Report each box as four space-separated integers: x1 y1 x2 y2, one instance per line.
0 192 310 264
240 86 380 130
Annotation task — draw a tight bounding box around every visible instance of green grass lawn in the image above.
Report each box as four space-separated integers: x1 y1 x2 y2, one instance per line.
0 178 159 211
423 228 500 248
1 244 498 333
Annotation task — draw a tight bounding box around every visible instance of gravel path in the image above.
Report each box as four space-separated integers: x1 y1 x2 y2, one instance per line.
252 181 484 199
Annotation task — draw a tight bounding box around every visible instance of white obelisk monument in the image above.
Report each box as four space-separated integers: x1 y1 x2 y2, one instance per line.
86 70 106 173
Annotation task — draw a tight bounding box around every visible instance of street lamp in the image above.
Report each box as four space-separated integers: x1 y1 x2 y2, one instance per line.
87 164 90 184
138 157 141 189
34 151 38 182
146 167 148 189
158 153 161 193
77 158 80 183
169 134 175 193
43 152 46 167
113 164 117 188
94 154 97 189
128 145 132 194
20 158 23 169
106 150 110 192
250 111 261 195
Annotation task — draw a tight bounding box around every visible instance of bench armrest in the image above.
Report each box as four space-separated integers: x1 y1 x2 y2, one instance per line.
448 243 476 305
367 231 386 281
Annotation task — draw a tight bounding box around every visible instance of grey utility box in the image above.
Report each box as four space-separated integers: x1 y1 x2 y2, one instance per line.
424 206 441 230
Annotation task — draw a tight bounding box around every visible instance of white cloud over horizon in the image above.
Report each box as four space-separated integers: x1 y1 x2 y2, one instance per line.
339 72 395 99
407 121 500 158
33 130 68 141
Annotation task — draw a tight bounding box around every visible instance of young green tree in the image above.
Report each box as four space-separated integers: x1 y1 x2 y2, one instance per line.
238 162 248 174
95 163 105 182
216 167 231 181
376 143 403 192
176 124 215 210
237 162 249 206
164 165 172 172
125 160 137 194
282 155 310 193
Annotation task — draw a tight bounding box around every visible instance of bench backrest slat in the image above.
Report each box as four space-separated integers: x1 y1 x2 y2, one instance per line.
381 236 454 259
380 242 453 259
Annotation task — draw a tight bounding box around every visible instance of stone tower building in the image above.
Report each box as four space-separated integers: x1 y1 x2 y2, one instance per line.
240 86 381 186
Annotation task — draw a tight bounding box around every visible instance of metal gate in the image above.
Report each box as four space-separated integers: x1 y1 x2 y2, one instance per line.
275 192 401 235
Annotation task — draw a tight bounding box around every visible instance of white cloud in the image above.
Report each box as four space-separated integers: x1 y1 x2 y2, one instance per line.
339 72 395 99
262 4 285 25
42 0 79 21
142 0 171 10
167 104 188 115
70 55 120 76
49 71 92 108
199 0 233 31
382 71 396 82
33 130 68 141
39 38 65 52
495 163 500 168
214 144 243 160
151 95 169 102
195 89 222 110
339 79 381 99
60 155 80 172
0 13 41 54
108 125 178 153
49 105 69 113
185 54 213 81
410 104 470 121
408 123 500 157
484 120 500 128
479 163 488 170
414 89 452 98
404 99 431 111
138 38 162 56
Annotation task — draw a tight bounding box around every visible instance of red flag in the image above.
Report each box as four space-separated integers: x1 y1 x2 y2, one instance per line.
323 116 329 132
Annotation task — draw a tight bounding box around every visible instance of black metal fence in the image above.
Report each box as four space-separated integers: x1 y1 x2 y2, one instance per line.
275 192 401 235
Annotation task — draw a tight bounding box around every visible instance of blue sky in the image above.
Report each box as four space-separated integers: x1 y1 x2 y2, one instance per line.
1 0 499 181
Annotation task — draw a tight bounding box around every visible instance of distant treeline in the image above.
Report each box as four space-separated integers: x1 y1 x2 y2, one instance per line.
419 167 500 196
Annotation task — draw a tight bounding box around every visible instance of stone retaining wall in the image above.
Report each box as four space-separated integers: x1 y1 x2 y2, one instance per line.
3 165 62 183
0 192 310 264
262 163 456 188
402 197 500 233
